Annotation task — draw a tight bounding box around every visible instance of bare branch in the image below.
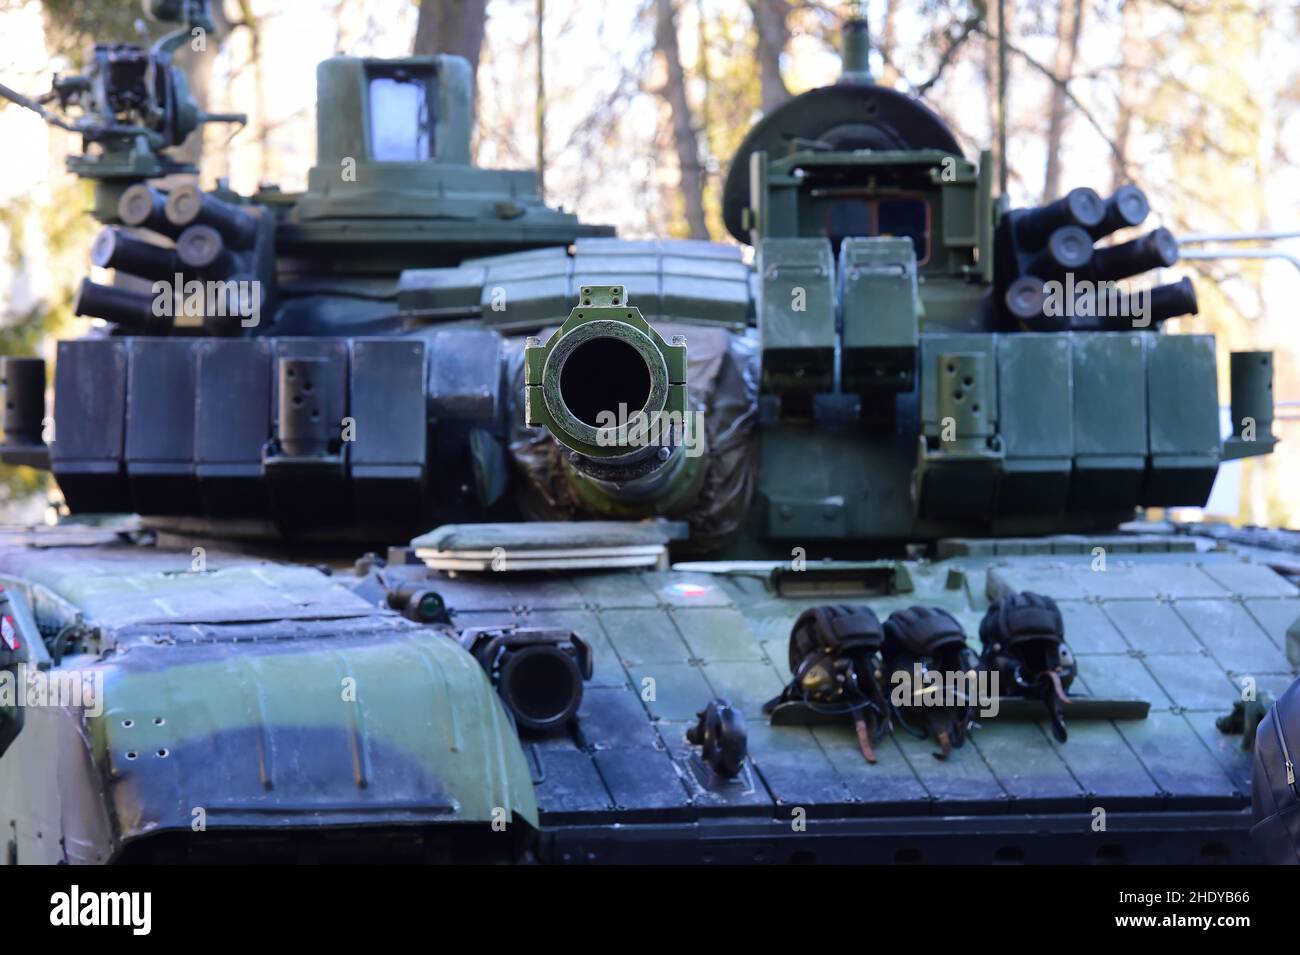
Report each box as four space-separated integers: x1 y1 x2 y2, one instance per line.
974 24 1135 185
915 13 983 98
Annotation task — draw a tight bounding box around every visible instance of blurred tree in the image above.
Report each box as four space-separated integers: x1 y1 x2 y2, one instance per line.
1141 1 1278 525
414 0 488 72
695 3 759 239
0 3 141 515
36 0 139 65
1109 0 1142 192
750 0 790 112
0 178 89 514
653 0 709 239
174 3 235 168
878 0 899 86
1041 0 1082 201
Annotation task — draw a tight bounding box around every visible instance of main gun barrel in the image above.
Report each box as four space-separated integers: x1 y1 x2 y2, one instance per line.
524 285 702 512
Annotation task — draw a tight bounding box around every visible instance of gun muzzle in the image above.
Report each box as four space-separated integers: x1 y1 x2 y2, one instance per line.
1013 187 1105 252
91 227 181 281
164 183 258 250
459 627 592 736
117 184 184 238
1004 275 1048 322
1090 227 1179 283
177 224 235 276
1142 276 1199 323
73 278 171 334
525 285 697 500
1025 225 1094 281
1088 184 1150 240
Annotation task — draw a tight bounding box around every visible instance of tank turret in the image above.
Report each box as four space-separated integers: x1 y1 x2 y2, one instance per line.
0 8 1280 549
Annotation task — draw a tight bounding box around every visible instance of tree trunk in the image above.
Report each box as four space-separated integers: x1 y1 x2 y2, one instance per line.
1110 0 1141 191
654 0 709 240
1042 0 1085 201
227 0 271 184
983 14 999 190
170 6 234 169
535 0 545 199
879 0 900 87
750 0 790 114
414 0 489 76
991 0 1011 197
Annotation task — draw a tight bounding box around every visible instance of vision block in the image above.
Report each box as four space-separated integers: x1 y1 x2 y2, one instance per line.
757 238 835 394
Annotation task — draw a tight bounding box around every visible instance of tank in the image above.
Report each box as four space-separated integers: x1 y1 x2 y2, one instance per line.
0 2 1295 864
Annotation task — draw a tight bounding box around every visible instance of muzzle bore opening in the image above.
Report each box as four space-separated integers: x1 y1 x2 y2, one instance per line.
558 335 653 428
499 645 584 733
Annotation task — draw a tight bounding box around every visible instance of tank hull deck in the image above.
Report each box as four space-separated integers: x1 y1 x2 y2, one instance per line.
436 546 1296 863
1 529 1294 864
